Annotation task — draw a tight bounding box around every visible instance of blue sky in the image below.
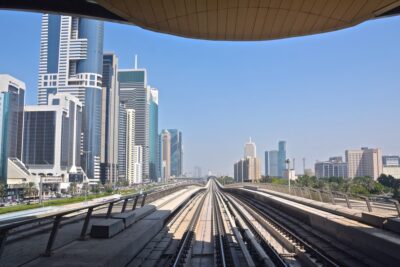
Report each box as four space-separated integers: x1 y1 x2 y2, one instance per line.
1 11 400 176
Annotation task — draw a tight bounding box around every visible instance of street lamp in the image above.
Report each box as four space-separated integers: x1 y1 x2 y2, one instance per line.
82 150 91 205
285 159 291 194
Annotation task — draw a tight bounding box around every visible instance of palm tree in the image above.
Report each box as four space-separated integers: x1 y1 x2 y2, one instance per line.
69 182 78 196
23 182 38 203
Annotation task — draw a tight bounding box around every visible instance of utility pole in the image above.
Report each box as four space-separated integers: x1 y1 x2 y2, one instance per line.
286 159 291 194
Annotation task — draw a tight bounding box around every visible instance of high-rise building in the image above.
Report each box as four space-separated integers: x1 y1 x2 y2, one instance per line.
168 129 183 177
118 103 127 181
100 53 119 185
161 130 171 181
38 14 104 184
315 157 347 179
234 157 260 182
383 156 400 167
244 137 256 158
264 151 269 176
149 88 159 181
118 68 149 179
0 75 26 185
269 150 279 177
345 147 383 180
125 109 142 185
23 93 83 183
234 139 261 182
278 141 286 177
193 166 202 178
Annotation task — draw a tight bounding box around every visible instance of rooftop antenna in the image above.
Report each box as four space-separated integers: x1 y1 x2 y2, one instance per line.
134 54 138 69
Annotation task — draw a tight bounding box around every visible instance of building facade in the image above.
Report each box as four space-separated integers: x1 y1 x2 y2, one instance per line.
383 156 400 167
160 130 171 181
38 14 104 183
168 129 183 177
382 166 400 179
100 53 119 185
118 68 149 179
118 103 127 181
149 88 159 181
345 147 383 180
269 150 279 177
0 75 26 185
23 93 83 184
278 141 286 177
244 137 256 158
315 157 347 179
264 151 269 176
125 109 142 185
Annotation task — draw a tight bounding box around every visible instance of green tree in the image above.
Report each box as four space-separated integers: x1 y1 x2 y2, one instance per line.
0 183 7 202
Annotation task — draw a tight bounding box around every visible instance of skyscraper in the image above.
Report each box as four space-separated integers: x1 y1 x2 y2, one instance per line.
161 130 171 181
345 147 383 179
0 75 26 185
264 151 269 176
269 150 279 177
168 129 183 177
149 88 159 181
118 68 149 179
100 53 119 185
118 103 127 181
23 93 83 182
278 141 287 177
38 14 104 183
125 109 142 185
244 137 256 158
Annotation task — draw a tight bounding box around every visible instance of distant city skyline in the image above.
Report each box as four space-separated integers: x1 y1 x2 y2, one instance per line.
1 11 400 175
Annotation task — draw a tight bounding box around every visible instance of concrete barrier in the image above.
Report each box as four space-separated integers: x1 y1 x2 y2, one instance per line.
90 219 124 238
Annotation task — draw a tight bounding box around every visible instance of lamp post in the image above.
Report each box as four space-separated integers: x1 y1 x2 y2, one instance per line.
286 159 291 194
82 150 91 204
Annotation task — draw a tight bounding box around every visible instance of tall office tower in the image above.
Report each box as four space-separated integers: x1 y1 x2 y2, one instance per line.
149 88 159 181
248 157 261 182
37 14 104 183
345 147 383 180
278 141 287 177
264 151 269 176
244 137 256 158
118 103 127 181
193 166 202 178
269 150 279 177
233 157 260 182
0 75 26 185
126 109 142 185
315 157 347 179
118 68 149 179
168 129 183 177
100 53 119 185
23 94 83 182
161 130 171 181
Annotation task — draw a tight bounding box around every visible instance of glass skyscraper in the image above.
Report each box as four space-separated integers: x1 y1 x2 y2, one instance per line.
0 75 26 184
168 129 183 177
149 88 159 181
37 14 104 183
118 68 149 179
278 141 287 177
100 53 119 185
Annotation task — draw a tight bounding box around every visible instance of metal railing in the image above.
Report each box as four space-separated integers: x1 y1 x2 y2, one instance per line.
0 182 200 260
229 182 400 217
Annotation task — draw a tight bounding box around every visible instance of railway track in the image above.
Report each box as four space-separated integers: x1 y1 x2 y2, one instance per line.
130 180 394 266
